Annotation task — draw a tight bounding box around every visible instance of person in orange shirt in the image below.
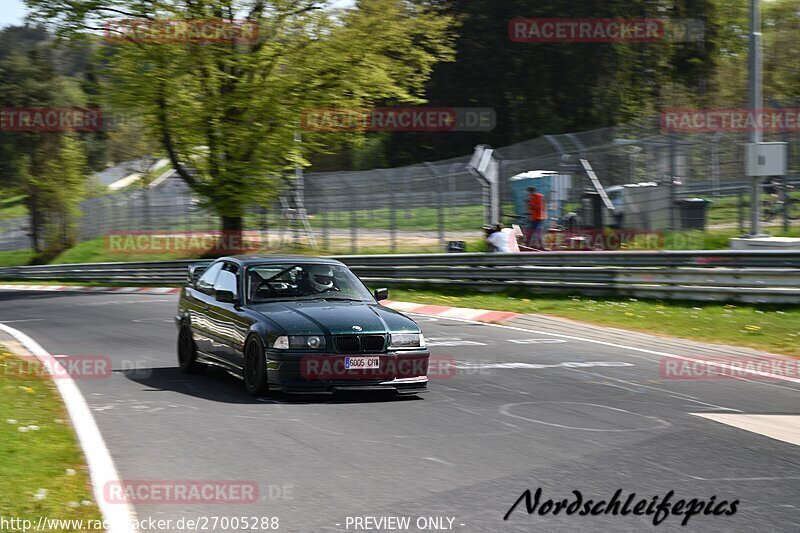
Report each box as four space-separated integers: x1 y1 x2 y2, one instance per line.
527 186 547 249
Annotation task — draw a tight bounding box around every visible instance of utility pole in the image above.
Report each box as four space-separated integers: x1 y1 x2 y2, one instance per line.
748 0 763 236
288 131 317 248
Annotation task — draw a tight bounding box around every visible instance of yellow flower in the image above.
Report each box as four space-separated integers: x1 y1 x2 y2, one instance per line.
744 325 761 331
625 312 635 317
521 298 531 302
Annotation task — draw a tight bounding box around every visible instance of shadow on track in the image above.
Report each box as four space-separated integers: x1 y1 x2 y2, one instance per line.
121 365 423 405
0 289 104 302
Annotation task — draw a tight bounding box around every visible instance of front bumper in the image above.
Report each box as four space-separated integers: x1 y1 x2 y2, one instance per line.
266 350 430 394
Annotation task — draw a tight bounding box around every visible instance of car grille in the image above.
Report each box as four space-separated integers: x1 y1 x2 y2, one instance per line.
334 335 385 353
335 335 361 353
360 335 386 353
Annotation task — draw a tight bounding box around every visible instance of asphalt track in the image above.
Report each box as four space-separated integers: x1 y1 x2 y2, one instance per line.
1 289 798 532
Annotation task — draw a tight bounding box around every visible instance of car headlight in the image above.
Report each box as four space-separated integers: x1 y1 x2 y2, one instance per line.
389 332 425 349
272 336 289 349
274 335 326 350
291 335 325 349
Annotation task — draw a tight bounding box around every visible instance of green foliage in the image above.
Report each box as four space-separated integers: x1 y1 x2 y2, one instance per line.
0 34 90 256
706 0 799 105
27 0 456 227
40 135 88 254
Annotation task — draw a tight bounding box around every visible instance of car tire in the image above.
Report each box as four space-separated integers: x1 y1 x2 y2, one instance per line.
178 324 206 374
244 335 269 396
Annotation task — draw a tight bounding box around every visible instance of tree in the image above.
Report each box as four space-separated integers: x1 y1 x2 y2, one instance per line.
0 33 89 257
27 0 456 233
383 0 719 165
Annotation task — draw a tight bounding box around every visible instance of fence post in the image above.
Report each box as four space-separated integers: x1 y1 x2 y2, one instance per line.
322 196 329 251
350 198 357 254
424 162 445 250
144 188 151 231
438 175 445 249
669 134 676 231
389 188 397 253
738 188 745 234
783 176 789 234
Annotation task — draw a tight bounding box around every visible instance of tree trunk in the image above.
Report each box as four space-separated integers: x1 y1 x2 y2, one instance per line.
26 196 42 254
221 215 243 232
210 215 244 257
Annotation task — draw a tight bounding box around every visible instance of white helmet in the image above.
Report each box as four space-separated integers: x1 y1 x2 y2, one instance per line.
309 264 334 292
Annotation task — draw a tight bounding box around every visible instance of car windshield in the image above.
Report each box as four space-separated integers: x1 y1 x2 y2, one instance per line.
245 263 375 304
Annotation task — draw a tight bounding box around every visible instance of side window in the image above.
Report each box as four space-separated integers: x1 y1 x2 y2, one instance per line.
214 263 239 299
195 262 223 294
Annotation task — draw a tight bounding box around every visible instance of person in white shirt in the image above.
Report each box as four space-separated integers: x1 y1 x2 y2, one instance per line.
486 224 519 253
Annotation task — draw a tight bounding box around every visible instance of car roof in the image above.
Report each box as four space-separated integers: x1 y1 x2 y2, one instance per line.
212 255 345 267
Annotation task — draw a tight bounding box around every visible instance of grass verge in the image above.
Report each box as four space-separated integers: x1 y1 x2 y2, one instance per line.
0 250 35 267
1 236 488 267
387 287 800 358
0 347 103 527
0 195 27 220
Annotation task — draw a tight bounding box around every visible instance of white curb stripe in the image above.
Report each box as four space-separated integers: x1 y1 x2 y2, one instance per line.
0 323 139 533
382 300 519 324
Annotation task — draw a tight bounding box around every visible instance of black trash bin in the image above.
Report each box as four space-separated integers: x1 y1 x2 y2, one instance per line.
676 198 711 230
447 240 466 253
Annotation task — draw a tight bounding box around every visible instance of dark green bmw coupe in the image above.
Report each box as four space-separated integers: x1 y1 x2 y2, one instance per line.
175 255 429 396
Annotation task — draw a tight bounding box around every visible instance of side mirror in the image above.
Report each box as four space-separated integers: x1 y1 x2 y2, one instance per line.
187 263 211 287
373 288 389 301
215 289 236 304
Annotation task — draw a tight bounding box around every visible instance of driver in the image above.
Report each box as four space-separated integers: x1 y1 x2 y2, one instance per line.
309 264 335 293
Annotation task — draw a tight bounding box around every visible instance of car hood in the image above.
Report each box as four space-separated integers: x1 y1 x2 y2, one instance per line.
247 300 420 336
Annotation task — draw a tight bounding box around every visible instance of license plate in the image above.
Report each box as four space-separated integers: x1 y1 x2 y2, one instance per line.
344 356 380 370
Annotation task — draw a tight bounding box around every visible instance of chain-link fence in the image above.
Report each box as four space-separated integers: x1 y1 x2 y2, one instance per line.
2 108 799 255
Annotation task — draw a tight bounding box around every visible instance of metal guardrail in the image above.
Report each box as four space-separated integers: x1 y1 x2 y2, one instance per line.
0 260 207 285
1 251 800 303
336 250 800 268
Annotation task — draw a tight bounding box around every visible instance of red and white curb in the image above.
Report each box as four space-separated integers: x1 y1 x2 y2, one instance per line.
382 300 518 324
0 285 519 325
0 284 179 295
